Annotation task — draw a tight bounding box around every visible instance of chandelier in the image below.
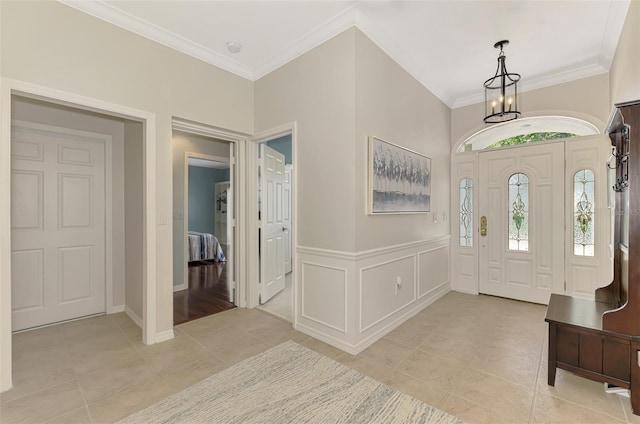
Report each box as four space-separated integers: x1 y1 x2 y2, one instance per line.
484 40 521 124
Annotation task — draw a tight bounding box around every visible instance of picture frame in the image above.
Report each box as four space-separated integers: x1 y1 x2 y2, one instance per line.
368 136 431 214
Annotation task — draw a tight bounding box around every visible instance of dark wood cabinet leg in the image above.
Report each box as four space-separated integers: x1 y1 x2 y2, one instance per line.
548 323 557 386
631 341 640 415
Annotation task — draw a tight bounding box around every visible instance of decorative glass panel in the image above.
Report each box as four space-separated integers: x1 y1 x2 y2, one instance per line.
508 173 529 251
574 169 595 256
459 179 473 247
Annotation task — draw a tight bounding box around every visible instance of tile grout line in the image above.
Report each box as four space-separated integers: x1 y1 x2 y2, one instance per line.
61 330 94 423
527 324 547 424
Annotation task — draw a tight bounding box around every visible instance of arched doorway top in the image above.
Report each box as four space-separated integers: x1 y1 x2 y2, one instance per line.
456 116 600 153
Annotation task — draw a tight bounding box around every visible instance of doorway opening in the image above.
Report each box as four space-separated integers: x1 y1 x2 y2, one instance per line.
1 81 158 392
255 134 294 322
9 95 149 331
171 119 244 325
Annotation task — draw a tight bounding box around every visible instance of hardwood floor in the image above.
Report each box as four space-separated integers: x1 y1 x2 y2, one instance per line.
173 260 235 325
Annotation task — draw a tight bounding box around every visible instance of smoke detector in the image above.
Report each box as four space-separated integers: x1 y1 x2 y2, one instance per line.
226 41 242 54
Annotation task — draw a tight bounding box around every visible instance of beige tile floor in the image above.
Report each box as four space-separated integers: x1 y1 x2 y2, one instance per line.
1 291 637 423
257 272 292 321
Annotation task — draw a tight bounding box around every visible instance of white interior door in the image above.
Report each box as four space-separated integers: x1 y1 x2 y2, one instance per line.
11 124 106 331
478 142 564 304
259 145 286 303
284 164 292 274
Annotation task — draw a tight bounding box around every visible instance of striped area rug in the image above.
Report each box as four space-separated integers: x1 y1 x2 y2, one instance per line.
118 341 463 424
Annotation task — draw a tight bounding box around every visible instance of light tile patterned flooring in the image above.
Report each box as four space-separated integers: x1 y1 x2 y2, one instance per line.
257 272 292 322
1 291 639 423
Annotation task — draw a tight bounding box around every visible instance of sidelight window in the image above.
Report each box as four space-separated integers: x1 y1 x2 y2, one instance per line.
574 169 595 256
459 178 473 247
508 173 529 251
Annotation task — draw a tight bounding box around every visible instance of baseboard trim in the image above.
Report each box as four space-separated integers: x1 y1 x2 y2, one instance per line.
296 282 451 356
173 283 187 292
110 304 125 314
295 322 360 356
452 287 479 295
352 282 450 354
125 305 143 329
155 329 175 343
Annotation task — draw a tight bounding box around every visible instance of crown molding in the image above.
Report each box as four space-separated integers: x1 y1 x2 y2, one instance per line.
598 0 631 69
58 0 628 110
58 0 254 80
253 4 360 80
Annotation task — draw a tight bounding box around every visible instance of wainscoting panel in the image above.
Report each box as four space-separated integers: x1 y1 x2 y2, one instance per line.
296 236 450 355
360 255 416 332
301 261 347 333
418 246 450 298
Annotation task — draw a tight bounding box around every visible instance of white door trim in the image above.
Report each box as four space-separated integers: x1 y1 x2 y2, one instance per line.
171 117 248 307
1 78 157 393
250 123 297 325
181 151 230 293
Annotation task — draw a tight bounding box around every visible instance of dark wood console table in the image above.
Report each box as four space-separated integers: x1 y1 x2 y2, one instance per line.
546 99 640 415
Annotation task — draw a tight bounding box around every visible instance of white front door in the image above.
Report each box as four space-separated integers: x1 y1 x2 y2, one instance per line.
11 123 106 331
478 142 565 304
259 145 286 303
283 164 293 274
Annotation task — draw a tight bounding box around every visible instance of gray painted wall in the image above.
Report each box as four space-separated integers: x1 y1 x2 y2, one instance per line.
188 166 229 234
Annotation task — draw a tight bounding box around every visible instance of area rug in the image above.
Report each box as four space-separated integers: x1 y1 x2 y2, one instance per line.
118 340 463 423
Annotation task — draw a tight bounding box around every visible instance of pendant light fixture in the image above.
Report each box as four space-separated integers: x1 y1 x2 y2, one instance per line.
484 40 521 124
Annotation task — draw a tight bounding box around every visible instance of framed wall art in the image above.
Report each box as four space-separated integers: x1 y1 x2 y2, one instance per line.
369 136 431 214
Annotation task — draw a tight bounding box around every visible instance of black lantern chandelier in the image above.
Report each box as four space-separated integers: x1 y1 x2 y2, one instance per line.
484 40 521 124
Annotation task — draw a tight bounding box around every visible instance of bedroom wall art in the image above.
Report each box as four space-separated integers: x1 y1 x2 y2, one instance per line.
369 136 431 214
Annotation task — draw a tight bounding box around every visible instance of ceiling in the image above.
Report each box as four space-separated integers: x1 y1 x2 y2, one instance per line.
60 0 631 109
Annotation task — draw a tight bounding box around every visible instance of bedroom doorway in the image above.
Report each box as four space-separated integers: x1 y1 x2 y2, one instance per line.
171 120 243 325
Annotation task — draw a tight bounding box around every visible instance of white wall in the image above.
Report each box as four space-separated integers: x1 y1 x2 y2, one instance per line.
610 0 640 105
0 0 254 340
354 30 451 250
172 131 230 287
255 28 357 252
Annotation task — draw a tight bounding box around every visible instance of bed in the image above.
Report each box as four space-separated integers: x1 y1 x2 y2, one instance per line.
187 231 226 262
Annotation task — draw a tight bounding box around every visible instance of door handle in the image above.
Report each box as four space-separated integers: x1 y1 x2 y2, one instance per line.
283 227 287 232
480 216 487 237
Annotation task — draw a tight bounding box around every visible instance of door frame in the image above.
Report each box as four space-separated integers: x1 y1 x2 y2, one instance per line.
449 113 606 299
1 78 158 392
171 118 248 308
249 123 297 322
180 151 231 293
